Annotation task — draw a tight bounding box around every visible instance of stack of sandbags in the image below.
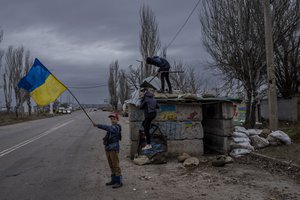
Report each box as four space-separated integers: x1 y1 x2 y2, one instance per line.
230 126 254 157
230 126 292 158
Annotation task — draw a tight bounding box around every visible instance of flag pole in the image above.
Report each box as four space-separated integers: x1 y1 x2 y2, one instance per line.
47 69 95 125
66 88 95 125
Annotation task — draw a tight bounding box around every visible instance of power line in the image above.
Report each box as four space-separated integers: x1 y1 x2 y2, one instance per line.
68 84 107 89
166 0 201 49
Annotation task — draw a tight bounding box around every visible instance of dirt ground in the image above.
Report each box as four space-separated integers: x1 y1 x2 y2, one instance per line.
117 118 300 200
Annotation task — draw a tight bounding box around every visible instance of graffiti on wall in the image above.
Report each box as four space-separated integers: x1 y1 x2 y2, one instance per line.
157 121 183 140
154 121 202 140
233 103 246 124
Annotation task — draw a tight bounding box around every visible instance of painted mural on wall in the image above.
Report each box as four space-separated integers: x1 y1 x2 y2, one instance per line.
158 104 202 121
233 103 246 124
153 121 203 140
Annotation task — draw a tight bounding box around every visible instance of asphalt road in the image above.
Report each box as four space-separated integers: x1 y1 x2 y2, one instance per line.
0 110 114 200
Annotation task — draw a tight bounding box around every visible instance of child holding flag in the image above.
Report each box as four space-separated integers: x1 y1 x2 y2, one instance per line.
93 113 123 189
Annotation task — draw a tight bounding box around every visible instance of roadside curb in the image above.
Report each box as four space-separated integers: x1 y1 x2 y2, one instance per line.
250 152 300 170
236 152 300 182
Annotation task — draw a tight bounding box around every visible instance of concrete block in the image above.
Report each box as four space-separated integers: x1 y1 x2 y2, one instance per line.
157 103 202 121
129 121 143 140
204 133 232 154
167 139 203 157
202 119 233 136
129 121 204 141
128 104 144 122
203 102 233 119
130 140 139 159
128 102 203 122
154 121 203 140
130 139 203 158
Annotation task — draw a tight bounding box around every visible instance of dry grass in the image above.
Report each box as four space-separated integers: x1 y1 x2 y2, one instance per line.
0 112 54 126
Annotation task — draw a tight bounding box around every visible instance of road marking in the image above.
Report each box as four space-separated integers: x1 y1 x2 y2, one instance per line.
0 120 74 158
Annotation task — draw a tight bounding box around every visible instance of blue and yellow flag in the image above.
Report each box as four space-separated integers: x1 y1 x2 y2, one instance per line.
18 58 67 106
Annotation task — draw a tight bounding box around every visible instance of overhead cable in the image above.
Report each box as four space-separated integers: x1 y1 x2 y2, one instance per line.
166 0 201 49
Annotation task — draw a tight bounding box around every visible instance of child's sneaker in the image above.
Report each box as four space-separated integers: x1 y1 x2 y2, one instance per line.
142 144 152 150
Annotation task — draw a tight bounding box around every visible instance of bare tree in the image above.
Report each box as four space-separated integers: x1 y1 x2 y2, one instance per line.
200 0 267 128
108 60 119 111
5 45 25 117
139 4 161 79
170 60 204 94
23 50 32 116
0 29 3 72
126 65 142 90
3 47 14 113
118 69 130 105
272 0 300 98
0 29 3 91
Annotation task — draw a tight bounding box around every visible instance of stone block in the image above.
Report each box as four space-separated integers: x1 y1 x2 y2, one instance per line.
204 133 232 154
157 103 202 121
128 104 144 122
130 140 139 160
167 139 203 157
129 121 204 141
130 139 204 159
203 102 233 119
202 119 233 136
128 102 203 122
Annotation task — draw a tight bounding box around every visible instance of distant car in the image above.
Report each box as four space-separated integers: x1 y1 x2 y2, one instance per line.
66 108 72 114
58 107 65 113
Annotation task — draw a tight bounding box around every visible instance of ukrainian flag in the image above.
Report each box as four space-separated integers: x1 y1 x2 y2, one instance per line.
18 58 67 106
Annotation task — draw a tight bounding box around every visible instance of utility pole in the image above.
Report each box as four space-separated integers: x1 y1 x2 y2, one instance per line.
263 0 278 131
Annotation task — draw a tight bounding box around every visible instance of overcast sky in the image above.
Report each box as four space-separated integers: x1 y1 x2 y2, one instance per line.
0 0 215 105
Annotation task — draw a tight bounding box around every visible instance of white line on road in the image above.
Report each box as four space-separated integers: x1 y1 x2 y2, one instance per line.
0 120 74 158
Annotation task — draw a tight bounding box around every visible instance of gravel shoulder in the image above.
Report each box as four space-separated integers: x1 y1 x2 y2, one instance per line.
114 117 300 200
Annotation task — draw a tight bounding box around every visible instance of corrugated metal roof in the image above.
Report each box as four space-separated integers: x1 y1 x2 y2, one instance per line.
156 96 242 104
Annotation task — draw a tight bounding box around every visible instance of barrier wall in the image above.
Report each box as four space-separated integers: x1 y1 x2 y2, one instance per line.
128 102 203 158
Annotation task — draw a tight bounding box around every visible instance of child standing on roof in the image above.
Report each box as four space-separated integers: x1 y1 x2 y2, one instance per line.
146 56 172 94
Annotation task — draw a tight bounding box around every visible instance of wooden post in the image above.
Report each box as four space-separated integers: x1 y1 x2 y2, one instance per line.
263 0 278 130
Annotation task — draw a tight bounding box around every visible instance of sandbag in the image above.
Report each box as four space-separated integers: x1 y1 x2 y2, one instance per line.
270 130 292 145
232 137 250 143
229 148 251 157
248 129 263 136
230 141 254 151
232 131 249 138
250 135 269 149
234 126 249 136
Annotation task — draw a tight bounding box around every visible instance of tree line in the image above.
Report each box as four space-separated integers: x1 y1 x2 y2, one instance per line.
0 29 33 117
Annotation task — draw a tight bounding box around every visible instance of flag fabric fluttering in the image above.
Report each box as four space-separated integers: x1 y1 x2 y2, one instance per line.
18 58 67 106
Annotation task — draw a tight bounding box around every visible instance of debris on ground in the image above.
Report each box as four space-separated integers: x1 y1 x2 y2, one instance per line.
177 153 191 163
183 157 200 169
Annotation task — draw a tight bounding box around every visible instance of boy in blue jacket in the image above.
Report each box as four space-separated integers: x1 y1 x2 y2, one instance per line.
93 113 122 188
